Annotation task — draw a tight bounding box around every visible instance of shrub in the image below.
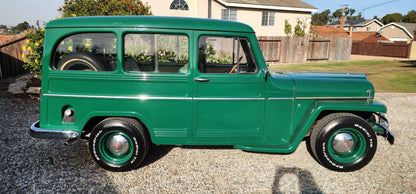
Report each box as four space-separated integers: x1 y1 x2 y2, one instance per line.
22 29 45 78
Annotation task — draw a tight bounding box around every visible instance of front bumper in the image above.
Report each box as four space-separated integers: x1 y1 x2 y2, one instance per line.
372 113 394 145
30 120 79 140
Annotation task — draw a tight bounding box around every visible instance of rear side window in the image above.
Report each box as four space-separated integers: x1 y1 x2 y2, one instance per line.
53 33 117 71
123 33 189 73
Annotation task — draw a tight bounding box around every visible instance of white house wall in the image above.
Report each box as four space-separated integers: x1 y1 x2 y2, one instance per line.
143 0 312 36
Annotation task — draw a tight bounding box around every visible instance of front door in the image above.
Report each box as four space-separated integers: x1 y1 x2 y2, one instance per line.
192 34 265 143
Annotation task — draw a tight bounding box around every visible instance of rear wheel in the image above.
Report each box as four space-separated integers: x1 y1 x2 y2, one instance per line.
309 113 377 172
89 117 149 172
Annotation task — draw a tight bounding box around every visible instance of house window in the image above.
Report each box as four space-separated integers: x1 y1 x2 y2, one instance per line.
353 27 358 32
262 11 275 26
367 27 371 31
170 0 189 10
221 9 237 21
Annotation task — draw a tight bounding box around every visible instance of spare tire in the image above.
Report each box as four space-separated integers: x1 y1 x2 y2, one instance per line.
56 53 105 71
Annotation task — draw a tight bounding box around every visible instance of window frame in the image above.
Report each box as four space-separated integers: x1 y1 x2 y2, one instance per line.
122 32 190 74
51 32 117 72
170 0 189 10
197 35 258 74
221 9 238 21
261 11 275 26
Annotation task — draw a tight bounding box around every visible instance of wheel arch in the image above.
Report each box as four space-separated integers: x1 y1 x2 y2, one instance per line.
288 100 386 151
80 114 154 142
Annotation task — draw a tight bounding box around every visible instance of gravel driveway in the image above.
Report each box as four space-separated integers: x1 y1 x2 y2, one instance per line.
0 93 415 193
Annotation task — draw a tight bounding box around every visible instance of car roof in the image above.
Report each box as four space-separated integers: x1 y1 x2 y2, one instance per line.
46 16 255 33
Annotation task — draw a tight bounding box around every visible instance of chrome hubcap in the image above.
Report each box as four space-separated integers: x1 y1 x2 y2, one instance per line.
332 133 354 153
107 134 129 156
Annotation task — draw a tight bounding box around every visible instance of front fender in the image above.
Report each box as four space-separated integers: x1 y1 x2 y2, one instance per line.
288 100 387 151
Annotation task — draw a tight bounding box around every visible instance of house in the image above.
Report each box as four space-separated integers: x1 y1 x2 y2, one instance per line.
377 22 414 43
142 0 317 36
310 26 349 37
328 19 383 32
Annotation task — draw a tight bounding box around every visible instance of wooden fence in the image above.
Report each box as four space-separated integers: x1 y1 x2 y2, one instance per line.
351 41 411 58
258 36 352 63
0 32 27 78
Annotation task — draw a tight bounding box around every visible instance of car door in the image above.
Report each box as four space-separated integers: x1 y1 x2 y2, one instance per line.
192 33 265 143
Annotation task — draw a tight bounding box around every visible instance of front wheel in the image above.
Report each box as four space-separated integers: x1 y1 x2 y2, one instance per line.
89 117 149 172
309 113 377 172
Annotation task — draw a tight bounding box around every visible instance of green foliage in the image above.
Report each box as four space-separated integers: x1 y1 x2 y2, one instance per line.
294 20 306 37
284 20 292 37
311 9 332 26
205 43 232 64
332 7 364 21
58 0 152 17
22 29 45 78
402 10 416 23
12 21 31 34
381 13 403 24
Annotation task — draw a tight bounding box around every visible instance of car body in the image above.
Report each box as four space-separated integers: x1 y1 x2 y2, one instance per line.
30 16 394 172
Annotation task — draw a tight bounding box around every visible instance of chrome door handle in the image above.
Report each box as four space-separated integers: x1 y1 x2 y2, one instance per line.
194 78 210 82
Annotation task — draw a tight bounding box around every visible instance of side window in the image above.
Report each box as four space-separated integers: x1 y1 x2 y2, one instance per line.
53 33 116 71
123 34 189 73
198 36 258 74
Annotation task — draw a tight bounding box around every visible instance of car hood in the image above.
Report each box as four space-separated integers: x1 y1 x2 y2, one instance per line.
272 71 374 100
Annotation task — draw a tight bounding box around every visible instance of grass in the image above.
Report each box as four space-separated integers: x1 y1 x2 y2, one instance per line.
269 60 416 93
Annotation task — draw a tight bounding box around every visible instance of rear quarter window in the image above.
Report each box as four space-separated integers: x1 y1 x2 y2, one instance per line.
52 33 117 71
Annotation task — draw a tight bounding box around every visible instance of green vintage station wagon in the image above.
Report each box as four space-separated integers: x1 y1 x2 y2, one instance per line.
30 16 394 172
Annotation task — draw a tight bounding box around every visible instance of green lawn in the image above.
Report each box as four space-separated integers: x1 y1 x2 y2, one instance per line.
269 60 416 93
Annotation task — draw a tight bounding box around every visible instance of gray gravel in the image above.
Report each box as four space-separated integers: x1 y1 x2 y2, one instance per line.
0 93 415 193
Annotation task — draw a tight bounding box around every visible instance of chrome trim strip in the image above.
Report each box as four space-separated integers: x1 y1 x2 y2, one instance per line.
30 121 80 139
295 96 368 100
268 97 294 100
44 94 192 100
194 97 264 101
44 94 265 101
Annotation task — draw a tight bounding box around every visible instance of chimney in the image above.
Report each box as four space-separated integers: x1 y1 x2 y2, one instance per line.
340 15 346 29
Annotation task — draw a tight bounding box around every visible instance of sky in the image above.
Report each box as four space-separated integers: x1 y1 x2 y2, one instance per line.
0 0 415 27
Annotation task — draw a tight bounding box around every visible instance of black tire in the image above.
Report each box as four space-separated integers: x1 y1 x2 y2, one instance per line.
89 117 149 172
309 113 377 172
57 53 105 71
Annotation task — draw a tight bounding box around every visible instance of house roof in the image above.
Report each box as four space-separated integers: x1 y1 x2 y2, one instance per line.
351 32 389 42
378 22 414 40
0 35 14 44
329 19 382 27
395 22 416 35
311 26 349 37
216 0 317 12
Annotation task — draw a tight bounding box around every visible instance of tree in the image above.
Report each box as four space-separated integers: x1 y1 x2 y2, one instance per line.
381 13 403 24
373 15 380 21
332 7 364 21
58 0 152 17
23 0 152 78
12 21 30 34
402 10 416 23
311 9 332 26
294 20 306 37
